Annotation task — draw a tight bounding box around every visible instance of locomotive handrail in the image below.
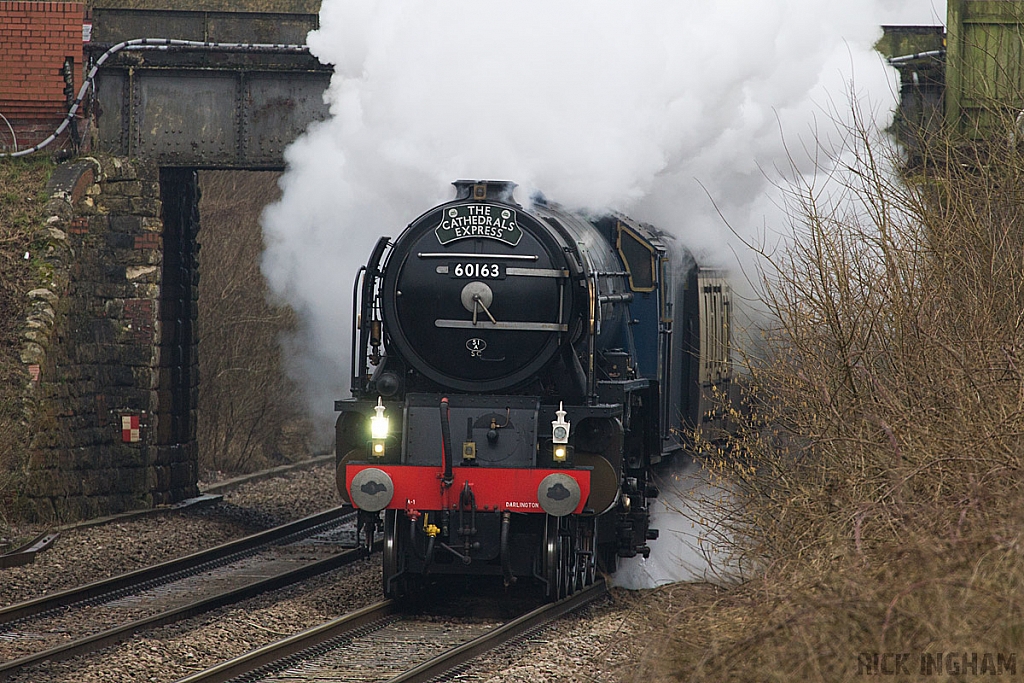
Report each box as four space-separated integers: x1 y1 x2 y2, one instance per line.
433 320 568 332
505 267 569 278
353 237 391 394
588 274 598 400
433 265 568 278
350 265 366 393
416 252 539 260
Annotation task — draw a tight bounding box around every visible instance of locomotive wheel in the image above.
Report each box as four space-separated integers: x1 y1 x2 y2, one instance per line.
562 519 576 597
335 448 363 505
598 543 618 575
382 510 406 600
543 515 565 600
574 517 596 589
546 516 594 599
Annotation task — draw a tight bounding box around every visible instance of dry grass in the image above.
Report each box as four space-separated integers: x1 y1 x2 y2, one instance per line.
0 157 54 533
638 110 1024 680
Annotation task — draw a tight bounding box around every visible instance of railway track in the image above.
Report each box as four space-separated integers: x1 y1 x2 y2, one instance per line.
173 579 608 683
0 507 365 681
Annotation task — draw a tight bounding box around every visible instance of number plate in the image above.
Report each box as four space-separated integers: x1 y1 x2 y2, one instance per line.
448 262 506 279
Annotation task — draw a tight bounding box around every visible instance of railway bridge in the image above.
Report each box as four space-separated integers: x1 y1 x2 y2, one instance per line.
18 5 331 521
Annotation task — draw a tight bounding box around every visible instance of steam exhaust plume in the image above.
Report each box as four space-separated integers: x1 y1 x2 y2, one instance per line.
261 0 945 582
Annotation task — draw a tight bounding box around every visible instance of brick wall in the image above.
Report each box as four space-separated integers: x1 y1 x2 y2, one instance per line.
0 2 84 151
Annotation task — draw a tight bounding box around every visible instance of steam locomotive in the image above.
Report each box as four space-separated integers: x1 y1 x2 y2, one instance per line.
335 180 732 600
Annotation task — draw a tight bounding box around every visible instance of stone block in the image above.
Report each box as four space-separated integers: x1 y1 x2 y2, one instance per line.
110 215 142 233
132 283 160 299
29 302 55 326
43 225 68 241
70 396 98 419
132 366 159 390
42 198 74 222
126 466 150 491
103 496 130 515
104 298 125 318
89 318 118 344
103 264 126 280
74 448 109 470
104 232 134 249
81 471 115 496
98 363 135 387
170 461 196 488
115 345 154 368
171 484 199 502
126 266 159 282
74 343 111 365
106 180 144 197
23 328 47 345
154 465 170 490
136 159 158 180
106 158 138 181
130 197 162 217
90 215 111 231
155 412 174 443
94 283 135 299
100 196 132 213
20 342 45 365
45 161 97 204
108 385 154 408
66 496 107 521
110 445 148 469
27 288 59 307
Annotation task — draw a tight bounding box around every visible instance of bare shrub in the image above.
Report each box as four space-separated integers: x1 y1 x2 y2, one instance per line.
649 107 1024 680
197 171 309 476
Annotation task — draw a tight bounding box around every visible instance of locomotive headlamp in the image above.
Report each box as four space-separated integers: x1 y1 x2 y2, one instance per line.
370 397 389 457
552 402 570 443
552 402 570 462
371 397 389 439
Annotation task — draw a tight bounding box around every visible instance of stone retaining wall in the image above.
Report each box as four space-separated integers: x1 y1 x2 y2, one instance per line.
18 156 199 522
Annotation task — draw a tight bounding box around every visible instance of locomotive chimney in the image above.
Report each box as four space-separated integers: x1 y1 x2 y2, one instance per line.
452 179 519 204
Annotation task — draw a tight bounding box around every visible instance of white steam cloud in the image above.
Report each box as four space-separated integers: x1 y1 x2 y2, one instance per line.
262 0 945 431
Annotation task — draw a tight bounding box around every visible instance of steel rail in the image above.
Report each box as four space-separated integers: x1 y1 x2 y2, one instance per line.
388 579 608 683
0 531 60 569
173 600 401 683
172 579 607 683
0 547 368 681
0 506 352 626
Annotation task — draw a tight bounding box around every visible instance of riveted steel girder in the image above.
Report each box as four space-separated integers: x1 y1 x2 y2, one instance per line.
93 64 330 169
